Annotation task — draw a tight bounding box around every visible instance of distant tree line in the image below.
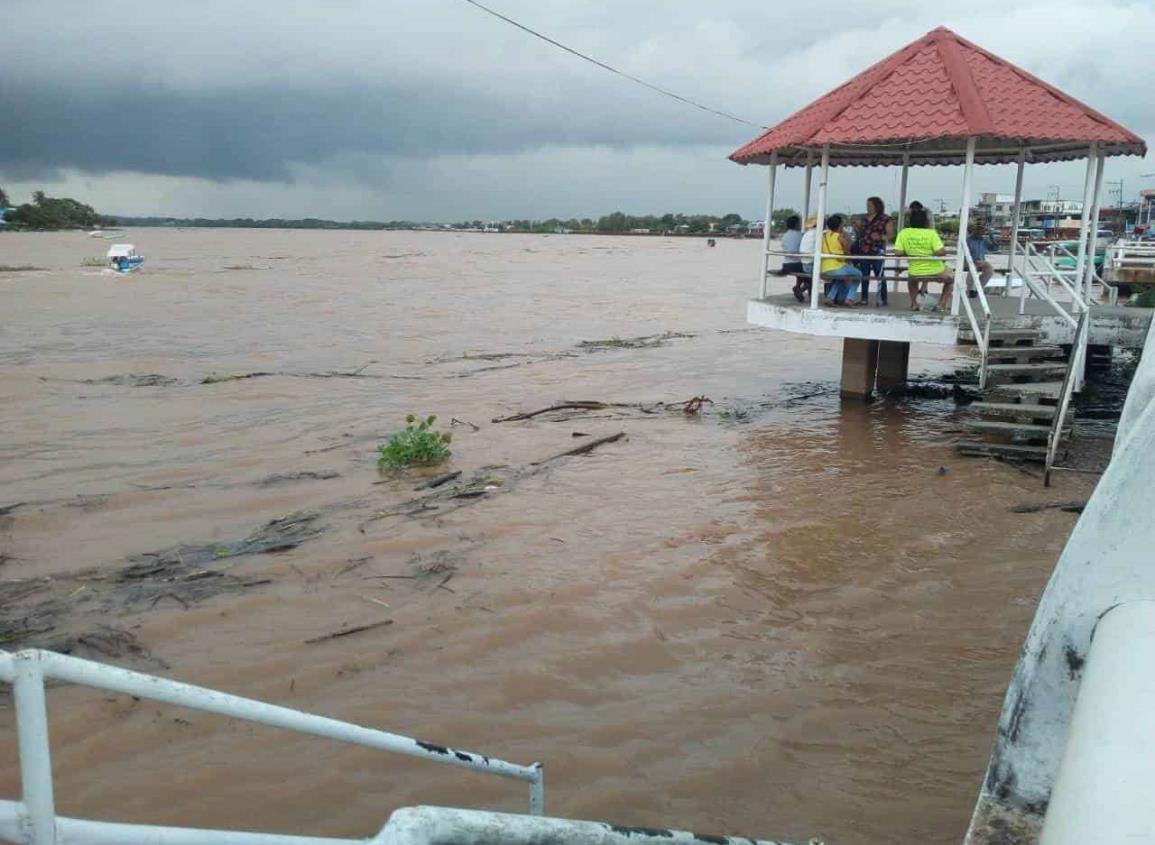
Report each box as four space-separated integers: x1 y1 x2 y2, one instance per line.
0 189 107 230
0 189 776 235
108 216 422 230
460 211 759 234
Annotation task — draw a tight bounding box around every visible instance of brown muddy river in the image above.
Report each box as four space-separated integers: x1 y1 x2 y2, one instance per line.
0 230 1094 844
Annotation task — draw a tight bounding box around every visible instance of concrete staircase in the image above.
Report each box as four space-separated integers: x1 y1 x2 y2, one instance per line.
957 326 1073 462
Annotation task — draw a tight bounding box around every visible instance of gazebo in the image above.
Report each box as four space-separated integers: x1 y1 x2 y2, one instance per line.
730 26 1146 398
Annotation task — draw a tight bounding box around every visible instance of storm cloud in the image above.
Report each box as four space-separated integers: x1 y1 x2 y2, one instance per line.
2 0 1152 219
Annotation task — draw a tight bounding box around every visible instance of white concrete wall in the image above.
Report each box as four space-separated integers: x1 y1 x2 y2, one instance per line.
966 312 1155 841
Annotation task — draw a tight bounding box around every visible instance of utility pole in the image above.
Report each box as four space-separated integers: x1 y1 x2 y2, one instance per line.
1047 185 1061 202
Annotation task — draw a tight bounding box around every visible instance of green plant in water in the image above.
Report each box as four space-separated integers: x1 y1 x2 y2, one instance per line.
1134 287 1155 309
377 415 452 469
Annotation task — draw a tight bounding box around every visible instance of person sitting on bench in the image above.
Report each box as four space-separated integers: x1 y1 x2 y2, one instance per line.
796 215 819 301
820 214 863 307
894 206 952 311
773 213 804 269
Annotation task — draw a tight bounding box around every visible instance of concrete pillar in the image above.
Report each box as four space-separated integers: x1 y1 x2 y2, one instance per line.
840 338 879 399
876 340 911 393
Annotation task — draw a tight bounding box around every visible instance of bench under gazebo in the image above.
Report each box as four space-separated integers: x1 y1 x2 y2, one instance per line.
729 26 1147 399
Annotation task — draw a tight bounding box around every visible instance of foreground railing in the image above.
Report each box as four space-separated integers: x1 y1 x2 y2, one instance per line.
0 650 545 845
1043 309 1089 487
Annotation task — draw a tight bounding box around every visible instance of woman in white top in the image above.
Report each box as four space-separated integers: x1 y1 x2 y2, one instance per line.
794 216 819 302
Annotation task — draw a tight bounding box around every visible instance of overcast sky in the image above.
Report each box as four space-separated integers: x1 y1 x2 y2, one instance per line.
1 0 1152 221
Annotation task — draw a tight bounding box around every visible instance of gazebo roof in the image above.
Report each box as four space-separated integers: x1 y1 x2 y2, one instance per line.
730 27 1146 168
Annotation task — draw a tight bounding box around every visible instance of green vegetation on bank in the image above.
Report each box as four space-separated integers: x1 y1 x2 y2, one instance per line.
100 211 772 235
1 188 107 230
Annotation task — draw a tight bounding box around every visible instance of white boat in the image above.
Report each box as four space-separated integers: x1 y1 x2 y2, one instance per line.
106 244 145 273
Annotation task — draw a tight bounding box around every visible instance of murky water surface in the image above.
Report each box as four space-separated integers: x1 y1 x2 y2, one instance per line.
0 231 1093 844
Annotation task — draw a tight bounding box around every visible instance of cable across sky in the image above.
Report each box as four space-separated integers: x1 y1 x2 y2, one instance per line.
458 0 769 130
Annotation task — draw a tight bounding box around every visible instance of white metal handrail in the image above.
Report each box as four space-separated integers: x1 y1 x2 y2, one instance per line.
960 240 992 388
1044 309 1090 487
0 650 545 845
1030 243 1089 310
1019 247 1083 328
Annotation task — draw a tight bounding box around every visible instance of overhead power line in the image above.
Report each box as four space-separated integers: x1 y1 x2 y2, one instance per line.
458 0 768 130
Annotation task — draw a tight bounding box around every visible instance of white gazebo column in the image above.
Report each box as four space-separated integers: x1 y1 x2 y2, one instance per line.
1073 142 1099 307
897 151 910 233
1007 148 1026 299
951 137 977 316
759 151 779 299
896 151 910 295
809 144 830 309
802 154 813 218
1083 150 1106 302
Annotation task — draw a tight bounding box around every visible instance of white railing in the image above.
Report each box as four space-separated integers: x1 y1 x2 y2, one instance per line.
0 650 545 845
1105 241 1155 306
959 240 993 389
1043 309 1089 487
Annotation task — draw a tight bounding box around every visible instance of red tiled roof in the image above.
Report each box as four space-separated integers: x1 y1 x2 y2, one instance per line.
730 27 1146 167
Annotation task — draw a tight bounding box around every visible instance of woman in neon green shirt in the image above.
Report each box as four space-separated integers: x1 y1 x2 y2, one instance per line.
894 207 952 311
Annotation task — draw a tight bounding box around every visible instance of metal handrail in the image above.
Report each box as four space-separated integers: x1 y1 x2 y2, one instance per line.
960 241 992 388
1020 249 1082 328
1044 309 1090 487
0 650 546 845
1030 243 1089 309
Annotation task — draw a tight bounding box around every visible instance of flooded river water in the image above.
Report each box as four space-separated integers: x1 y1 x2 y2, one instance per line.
0 230 1094 844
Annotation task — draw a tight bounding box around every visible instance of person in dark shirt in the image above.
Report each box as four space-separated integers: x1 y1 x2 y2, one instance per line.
854 196 894 306
965 220 994 291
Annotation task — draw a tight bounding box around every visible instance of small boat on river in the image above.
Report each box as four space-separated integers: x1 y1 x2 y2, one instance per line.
106 243 144 273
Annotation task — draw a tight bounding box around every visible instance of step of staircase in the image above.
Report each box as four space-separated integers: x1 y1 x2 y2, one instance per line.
985 362 1069 384
957 441 1049 460
960 327 1042 347
985 345 1066 362
968 401 1068 420
987 381 1064 400
964 419 1064 439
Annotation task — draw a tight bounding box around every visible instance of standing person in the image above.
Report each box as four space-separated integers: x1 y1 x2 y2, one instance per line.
820 214 863 306
965 219 994 293
894 206 952 310
854 196 893 306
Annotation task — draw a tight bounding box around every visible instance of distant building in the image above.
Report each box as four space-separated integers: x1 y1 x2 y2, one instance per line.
1139 189 1155 227
1019 199 1084 233
977 192 1017 229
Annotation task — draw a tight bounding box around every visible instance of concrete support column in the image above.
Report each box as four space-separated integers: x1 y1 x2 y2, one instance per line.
840 338 879 399
876 340 911 393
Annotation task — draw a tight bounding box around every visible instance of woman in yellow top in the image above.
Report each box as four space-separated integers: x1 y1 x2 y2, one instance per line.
893 206 952 311
819 214 863 307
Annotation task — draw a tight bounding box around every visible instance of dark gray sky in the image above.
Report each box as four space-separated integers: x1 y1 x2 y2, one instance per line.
2 0 1151 220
